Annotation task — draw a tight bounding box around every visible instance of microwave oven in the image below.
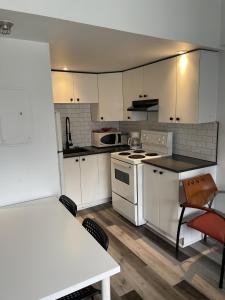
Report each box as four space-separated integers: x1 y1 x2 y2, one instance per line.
92 132 123 147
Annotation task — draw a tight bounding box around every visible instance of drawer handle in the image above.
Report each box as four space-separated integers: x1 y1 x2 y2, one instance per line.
170 117 174 121
75 159 79 162
176 117 180 121
82 158 85 161
70 98 73 102
143 94 148 98
77 98 80 102
139 95 143 98
153 169 158 173
159 171 164 175
101 117 104 120
128 116 130 120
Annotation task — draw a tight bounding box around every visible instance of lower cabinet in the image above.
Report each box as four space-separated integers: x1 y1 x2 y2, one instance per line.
63 153 111 209
143 164 216 247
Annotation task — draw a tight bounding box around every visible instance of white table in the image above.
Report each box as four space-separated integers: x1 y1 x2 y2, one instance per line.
0 197 120 300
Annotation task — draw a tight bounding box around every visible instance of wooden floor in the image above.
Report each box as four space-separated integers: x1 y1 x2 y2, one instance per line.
77 203 225 300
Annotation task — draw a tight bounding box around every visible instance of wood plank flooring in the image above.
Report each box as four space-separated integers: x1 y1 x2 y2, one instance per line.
77 203 225 300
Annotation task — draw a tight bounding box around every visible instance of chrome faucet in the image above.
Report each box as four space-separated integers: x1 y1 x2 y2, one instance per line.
65 117 73 149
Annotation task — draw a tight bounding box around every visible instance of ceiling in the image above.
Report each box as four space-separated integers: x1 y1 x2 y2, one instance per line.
0 9 199 72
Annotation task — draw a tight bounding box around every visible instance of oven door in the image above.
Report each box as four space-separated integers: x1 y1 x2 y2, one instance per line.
111 158 137 204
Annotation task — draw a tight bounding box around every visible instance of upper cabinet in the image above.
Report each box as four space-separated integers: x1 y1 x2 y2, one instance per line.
176 51 218 124
146 59 177 123
52 72 74 103
52 71 98 104
123 67 144 121
91 73 123 121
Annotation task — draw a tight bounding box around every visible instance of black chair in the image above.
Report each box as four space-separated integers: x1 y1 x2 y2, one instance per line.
57 218 109 300
82 218 109 251
59 195 77 217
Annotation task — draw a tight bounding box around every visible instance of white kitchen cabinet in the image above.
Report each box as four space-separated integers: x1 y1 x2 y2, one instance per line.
143 163 216 247
80 155 99 205
155 59 177 123
63 157 82 205
63 153 111 209
144 165 179 238
123 67 145 121
98 153 112 200
91 73 123 121
52 72 74 103
52 71 98 104
175 50 218 124
73 73 98 103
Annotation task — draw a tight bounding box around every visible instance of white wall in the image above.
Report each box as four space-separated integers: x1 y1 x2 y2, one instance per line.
0 0 222 49
217 1 225 188
0 38 60 206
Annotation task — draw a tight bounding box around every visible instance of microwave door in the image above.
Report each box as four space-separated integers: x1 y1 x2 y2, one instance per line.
101 134 116 145
111 158 137 204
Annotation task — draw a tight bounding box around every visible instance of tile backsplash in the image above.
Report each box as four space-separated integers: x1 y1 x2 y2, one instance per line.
119 112 218 162
54 105 218 162
54 104 119 147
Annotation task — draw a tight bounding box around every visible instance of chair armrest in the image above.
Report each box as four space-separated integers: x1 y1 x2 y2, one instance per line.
182 204 213 212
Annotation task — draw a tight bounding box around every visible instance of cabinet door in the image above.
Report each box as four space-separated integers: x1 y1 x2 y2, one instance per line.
52 71 74 103
63 158 82 205
143 63 161 99
97 73 123 121
80 155 99 204
123 67 143 120
143 165 160 227
158 169 179 239
176 52 199 123
157 58 177 123
98 153 111 200
74 73 98 103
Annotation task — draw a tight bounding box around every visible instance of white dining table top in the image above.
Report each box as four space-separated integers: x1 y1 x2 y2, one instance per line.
0 197 120 300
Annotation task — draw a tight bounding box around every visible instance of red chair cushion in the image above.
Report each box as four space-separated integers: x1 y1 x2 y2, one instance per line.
187 212 225 244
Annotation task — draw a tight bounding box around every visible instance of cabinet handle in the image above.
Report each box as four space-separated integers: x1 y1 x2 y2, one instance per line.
101 117 104 120
170 117 174 121
82 158 85 161
70 98 73 102
139 95 143 98
128 116 130 120
159 171 164 175
176 117 180 121
77 98 80 102
143 94 148 98
153 169 158 173
75 159 79 162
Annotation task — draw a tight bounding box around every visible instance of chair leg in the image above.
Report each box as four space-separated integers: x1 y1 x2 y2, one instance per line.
219 244 225 288
176 206 185 259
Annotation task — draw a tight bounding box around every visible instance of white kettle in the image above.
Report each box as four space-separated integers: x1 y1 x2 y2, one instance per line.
128 131 141 150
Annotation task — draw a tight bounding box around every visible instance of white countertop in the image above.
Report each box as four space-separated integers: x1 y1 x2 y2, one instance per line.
0 197 119 300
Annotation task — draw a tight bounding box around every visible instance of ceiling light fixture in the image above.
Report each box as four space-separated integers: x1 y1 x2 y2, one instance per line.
0 20 14 35
177 50 187 55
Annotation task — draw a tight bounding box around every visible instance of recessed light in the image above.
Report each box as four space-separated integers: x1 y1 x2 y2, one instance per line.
177 50 187 55
0 20 14 35
63 67 68 71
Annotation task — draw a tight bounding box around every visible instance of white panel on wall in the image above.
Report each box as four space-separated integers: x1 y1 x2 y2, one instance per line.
0 38 60 206
0 88 32 144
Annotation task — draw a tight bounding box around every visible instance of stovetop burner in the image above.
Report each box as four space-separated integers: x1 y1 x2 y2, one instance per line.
119 152 131 156
146 152 158 157
128 154 145 159
133 149 146 153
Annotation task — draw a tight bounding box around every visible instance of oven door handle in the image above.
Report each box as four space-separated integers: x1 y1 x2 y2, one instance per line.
111 158 133 169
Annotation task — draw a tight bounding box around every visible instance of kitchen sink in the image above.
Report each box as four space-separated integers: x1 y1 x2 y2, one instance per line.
63 147 89 154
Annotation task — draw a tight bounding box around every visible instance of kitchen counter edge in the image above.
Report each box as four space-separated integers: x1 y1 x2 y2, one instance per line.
63 145 130 158
142 154 217 173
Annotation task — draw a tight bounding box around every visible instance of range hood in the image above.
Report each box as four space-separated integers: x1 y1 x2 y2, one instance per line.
127 99 159 112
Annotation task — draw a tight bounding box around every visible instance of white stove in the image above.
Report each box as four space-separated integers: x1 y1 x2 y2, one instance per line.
111 130 173 226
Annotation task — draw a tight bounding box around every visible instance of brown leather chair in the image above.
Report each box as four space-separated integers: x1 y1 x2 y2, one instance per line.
176 173 225 288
